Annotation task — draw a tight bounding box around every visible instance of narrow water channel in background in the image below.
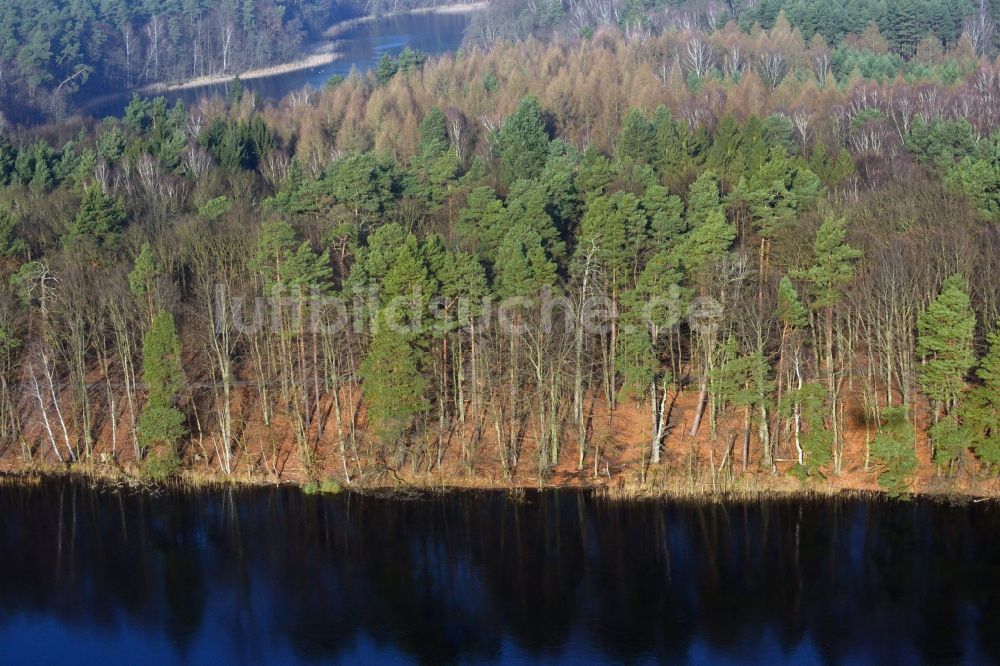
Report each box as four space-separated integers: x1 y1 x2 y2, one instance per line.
0 481 997 664
84 11 476 120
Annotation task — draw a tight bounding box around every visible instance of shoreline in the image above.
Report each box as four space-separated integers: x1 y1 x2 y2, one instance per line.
80 2 486 110
3 464 997 503
149 2 488 94
324 2 488 38
141 50 343 94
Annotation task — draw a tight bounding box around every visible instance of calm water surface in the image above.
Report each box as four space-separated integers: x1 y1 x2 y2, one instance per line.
0 481 998 664
84 11 474 119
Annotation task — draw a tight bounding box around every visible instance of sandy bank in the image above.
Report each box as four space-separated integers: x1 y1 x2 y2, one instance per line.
142 51 341 94
324 2 488 38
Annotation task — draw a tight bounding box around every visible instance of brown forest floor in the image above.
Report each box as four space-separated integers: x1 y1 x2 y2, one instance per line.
3 382 999 500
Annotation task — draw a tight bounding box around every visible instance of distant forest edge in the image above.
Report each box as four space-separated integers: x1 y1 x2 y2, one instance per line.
2 0 999 124
0 0 476 124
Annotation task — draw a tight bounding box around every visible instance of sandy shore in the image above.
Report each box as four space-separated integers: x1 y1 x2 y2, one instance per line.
140 2 488 94
324 2 488 38
142 51 341 94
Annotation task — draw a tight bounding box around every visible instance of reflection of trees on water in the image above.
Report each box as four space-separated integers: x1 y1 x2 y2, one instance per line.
0 482 998 664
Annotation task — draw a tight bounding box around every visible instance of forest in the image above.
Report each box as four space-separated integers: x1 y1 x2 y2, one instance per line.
1 0 1000 495
0 0 466 123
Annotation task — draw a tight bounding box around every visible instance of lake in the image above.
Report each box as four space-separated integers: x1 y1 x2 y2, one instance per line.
84 10 476 120
0 480 998 664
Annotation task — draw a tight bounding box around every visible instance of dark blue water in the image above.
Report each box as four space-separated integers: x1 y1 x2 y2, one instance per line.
0 481 998 664
83 11 474 120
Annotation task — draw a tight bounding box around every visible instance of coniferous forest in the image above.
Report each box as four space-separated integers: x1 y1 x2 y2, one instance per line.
3 0 1000 496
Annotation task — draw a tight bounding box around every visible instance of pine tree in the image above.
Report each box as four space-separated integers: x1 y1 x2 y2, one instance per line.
676 208 736 275
360 320 429 444
137 310 187 476
777 275 809 328
254 220 298 288
961 327 1000 466
885 0 924 59
265 157 316 215
417 107 449 158
457 186 512 258
507 179 566 263
538 140 581 227
643 185 686 248
799 216 862 309
785 381 832 475
129 241 161 323
349 223 411 289
685 170 722 227
796 215 861 474
578 192 648 294
617 250 687 460
575 145 614 201
917 274 976 419
651 105 691 173
381 236 434 336
198 196 232 221
498 96 550 187
929 413 965 470
0 137 16 185
617 109 658 164
64 185 126 248
376 53 398 84
494 224 557 299
870 406 918 497
0 205 26 258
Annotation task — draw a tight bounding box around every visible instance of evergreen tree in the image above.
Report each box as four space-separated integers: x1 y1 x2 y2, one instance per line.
675 208 736 275
884 0 924 59
129 241 161 322
777 275 809 328
539 140 582 227
685 170 722 227
405 107 459 204
0 205 26 258
917 274 976 418
578 191 648 294
349 223 411 289
788 381 832 475
494 224 557 299
64 185 126 248
651 105 693 173
0 137 16 185
137 310 187 476
417 107 449 158
617 109 658 164
375 53 398 84
325 152 399 219
498 96 550 187
506 178 566 262
360 320 429 444
795 215 861 473
198 196 232 221
575 145 614 201
457 186 512 257
265 158 316 215
381 236 435 336
798 216 863 309
643 185 686 249
929 412 965 470
961 327 1000 465
870 406 918 497
396 47 426 73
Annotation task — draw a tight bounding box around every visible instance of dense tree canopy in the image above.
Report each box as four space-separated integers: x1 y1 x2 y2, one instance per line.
3 2 1000 496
